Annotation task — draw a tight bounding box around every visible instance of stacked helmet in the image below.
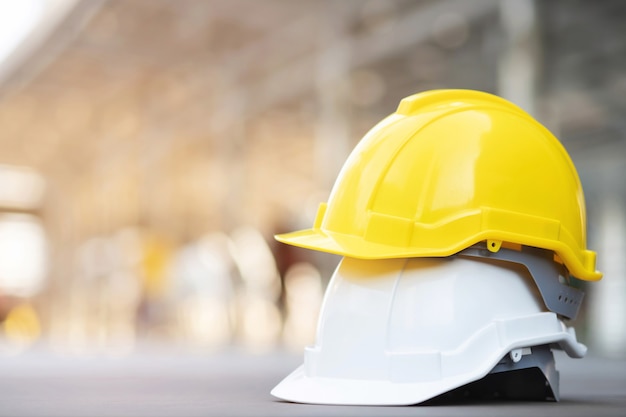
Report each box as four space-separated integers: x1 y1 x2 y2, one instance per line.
272 90 601 405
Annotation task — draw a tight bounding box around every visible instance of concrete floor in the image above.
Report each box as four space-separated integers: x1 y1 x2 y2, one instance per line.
0 347 624 417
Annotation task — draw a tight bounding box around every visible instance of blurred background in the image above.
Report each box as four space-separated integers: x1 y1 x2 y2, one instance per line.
0 0 624 359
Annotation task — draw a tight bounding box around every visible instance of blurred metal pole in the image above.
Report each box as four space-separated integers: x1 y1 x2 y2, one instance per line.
498 0 539 115
589 167 626 358
222 89 248 231
314 3 352 189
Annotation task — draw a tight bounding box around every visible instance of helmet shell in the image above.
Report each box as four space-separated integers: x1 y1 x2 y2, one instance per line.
276 90 600 281
271 256 586 405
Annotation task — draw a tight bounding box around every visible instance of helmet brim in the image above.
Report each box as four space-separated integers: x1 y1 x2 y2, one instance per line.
275 228 459 260
272 327 585 406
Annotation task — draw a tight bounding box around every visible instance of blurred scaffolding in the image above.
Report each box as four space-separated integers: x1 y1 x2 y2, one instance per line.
0 0 624 357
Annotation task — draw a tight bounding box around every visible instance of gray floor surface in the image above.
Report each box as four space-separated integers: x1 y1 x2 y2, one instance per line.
0 346 624 417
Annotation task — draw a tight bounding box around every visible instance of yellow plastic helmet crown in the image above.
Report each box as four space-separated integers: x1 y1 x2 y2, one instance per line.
277 90 601 281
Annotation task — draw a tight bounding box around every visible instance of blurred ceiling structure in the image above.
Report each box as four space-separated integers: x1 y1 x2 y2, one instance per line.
0 0 504 235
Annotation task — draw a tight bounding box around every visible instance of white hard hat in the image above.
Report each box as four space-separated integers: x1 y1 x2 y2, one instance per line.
272 247 586 405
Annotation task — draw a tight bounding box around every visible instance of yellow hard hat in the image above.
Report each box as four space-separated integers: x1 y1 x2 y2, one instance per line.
277 89 601 281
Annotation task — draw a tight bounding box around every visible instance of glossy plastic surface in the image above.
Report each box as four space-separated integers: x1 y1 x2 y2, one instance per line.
271 256 586 405
276 90 600 281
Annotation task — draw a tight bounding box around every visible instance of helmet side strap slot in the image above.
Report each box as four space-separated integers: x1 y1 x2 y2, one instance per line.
458 242 584 320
